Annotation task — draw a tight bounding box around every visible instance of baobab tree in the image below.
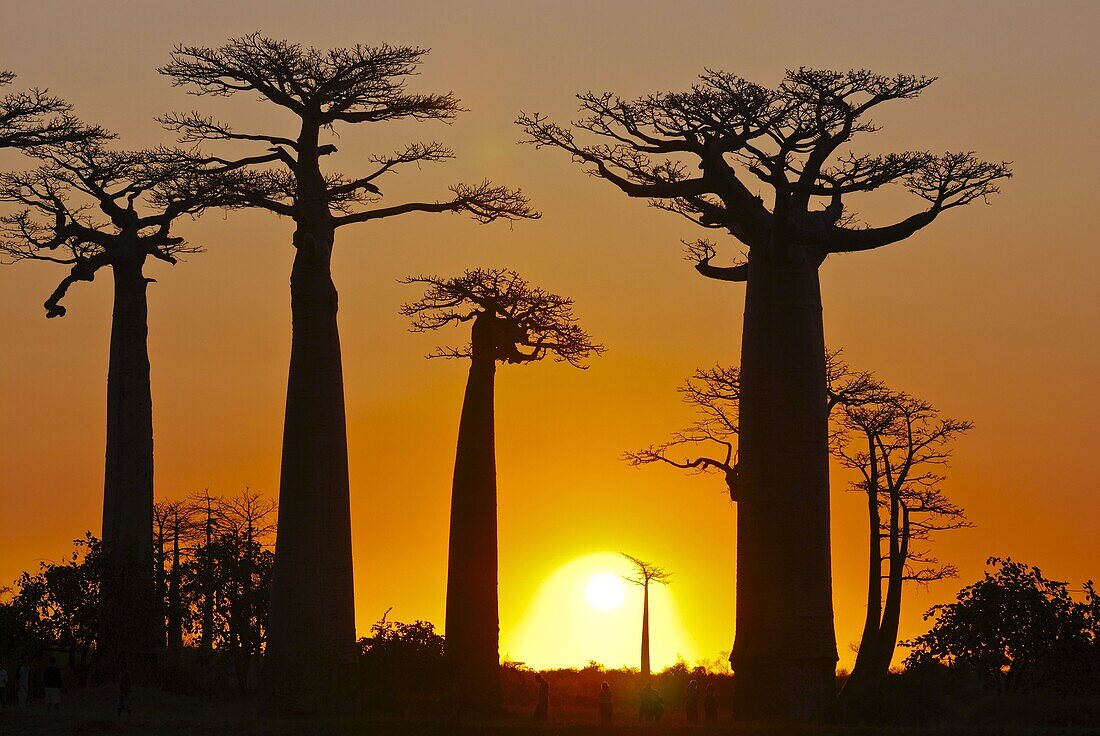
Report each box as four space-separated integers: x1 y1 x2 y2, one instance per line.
158 36 538 703
0 69 100 149
833 389 972 709
621 554 672 676
153 499 201 653
0 138 243 658
520 69 1010 719
401 268 601 714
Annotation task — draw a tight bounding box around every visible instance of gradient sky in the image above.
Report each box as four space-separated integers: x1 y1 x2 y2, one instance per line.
1 1 1097 670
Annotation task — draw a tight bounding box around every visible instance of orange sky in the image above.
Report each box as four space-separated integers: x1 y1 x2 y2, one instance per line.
1 1 1098 670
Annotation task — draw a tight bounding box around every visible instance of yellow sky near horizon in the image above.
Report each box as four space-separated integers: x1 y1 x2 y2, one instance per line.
1 1 1098 670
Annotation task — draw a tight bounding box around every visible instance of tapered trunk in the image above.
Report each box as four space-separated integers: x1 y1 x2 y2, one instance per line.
264 223 356 708
731 243 837 721
872 507 909 685
99 255 158 659
840 438 883 706
200 500 214 653
640 582 651 676
444 313 500 716
167 527 182 653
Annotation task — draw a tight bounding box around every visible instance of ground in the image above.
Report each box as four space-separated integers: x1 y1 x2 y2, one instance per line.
2 686 1098 735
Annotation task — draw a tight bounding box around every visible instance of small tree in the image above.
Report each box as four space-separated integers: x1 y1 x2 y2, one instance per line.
904 558 1097 693
621 554 673 676
0 139 241 658
9 534 104 684
159 37 538 703
401 268 601 714
834 389 972 707
521 69 1010 719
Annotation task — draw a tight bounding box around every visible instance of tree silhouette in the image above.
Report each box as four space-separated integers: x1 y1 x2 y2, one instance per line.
625 351 876 502
621 554 672 677
0 70 101 150
520 69 1010 719
401 268 601 714
153 499 200 654
159 36 538 704
0 137 243 659
834 388 972 707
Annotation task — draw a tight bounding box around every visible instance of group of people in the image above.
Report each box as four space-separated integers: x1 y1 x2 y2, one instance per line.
531 674 721 724
0 657 132 716
0 657 62 711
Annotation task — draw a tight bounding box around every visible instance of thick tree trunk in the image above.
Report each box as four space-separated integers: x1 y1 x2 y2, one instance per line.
640 583 651 677
264 224 357 709
731 245 837 721
444 314 500 716
99 255 158 660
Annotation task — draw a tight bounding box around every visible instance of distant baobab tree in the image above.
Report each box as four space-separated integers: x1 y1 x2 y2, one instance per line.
621 554 672 677
625 352 879 502
158 35 538 704
0 70 100 149
520 69 1011 720
833 388 972 709
401 268 601 715
0 137 243 659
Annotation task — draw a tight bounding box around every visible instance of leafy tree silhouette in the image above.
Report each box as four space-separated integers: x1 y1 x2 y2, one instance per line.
401 268 601 715
0 137 246 659
520 69 1010 720
621 554 672 677
158 36 538 705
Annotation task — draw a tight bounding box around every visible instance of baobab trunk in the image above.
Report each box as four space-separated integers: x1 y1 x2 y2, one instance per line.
840 450 883 709
640 583 651 676
872 508 909 687
444 313 501 716
264 223 357 708
100 254 158 660
731 244 837 721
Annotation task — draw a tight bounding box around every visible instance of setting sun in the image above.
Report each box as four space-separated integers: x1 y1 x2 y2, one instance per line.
585 572 626 611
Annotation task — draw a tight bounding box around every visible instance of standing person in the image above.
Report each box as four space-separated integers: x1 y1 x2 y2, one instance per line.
685 679 699 723
117 659 132 716
639 681 661 722
703 683 718 722
16 660 29 707
533 672 549 722
598 681 613 725
43 657 62 711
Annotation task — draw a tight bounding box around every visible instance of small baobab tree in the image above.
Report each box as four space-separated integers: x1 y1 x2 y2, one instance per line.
622 554 672 677
0 138 243 658
521 69 1010 719
158 36 538 703
0 69 100 150
833 388 972 707
401 268 602 715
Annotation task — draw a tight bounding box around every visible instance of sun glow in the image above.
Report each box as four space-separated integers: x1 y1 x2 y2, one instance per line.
504 552 698 670
585 572 627 610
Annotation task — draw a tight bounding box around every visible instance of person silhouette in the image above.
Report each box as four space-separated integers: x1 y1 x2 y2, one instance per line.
16 660 29 707
639 681 663 722
598 681 613 724
533 672 549 721
685 679 699 723
117 658 132 716
43 657 62 711
703 682 718 722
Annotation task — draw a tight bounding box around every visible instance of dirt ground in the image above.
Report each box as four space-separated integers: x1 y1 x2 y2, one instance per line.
2 686 1097 736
